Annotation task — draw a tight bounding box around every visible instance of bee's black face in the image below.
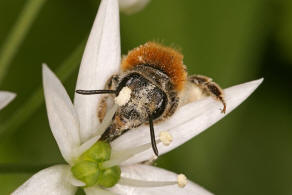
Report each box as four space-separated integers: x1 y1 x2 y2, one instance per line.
99 65 178 146
116 73 167 129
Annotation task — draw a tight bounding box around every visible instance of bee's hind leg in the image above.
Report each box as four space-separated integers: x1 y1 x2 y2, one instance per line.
188 75 226 113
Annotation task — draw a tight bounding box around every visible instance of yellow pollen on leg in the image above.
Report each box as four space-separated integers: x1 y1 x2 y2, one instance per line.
159 131 173 146
177 174 188 188
115 87 132 106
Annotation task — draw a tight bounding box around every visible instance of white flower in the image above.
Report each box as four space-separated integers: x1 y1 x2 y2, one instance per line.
13 0 263 194
119 0 150 15
0 91 16 110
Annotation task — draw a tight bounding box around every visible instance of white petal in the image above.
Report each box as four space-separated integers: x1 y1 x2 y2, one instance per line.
85 187 117 195
43 64 80 164
68 169 86 187
74 0 121 143
109 164 212 195
112 78 263 165
12 165 77 195
0 91 16 110
119 0 150 15
75 135 100 158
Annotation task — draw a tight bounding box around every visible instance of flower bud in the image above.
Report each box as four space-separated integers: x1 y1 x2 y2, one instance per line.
97 166 121 188
79 141 111 162
71 161 100 187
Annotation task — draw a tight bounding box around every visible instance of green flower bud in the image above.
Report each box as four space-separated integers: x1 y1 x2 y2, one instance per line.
79 141 111 162
71 141 121 188
71 161 99 187
97 166 121 188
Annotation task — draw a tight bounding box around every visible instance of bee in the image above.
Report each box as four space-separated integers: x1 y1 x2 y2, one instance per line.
76 42 226 156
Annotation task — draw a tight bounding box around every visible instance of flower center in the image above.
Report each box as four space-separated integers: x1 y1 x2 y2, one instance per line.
71 141 121 187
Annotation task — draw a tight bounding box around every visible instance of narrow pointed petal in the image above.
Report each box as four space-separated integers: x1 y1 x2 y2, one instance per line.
112 78 263 165
43 64 80 164
0 91 16 110
74 0 121 143
109 164 212 195
119 0 150 15
12 165 77 195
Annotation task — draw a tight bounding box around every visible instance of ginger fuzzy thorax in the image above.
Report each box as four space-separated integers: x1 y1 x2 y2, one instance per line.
121 42 187 91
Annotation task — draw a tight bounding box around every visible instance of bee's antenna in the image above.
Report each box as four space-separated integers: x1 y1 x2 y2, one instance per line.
148 115 159 156
76 90 116 95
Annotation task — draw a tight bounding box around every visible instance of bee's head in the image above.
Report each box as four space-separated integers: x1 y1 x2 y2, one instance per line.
115 72 167 128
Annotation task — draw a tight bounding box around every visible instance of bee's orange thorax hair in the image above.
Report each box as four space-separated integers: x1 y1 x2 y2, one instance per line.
121 42 187 91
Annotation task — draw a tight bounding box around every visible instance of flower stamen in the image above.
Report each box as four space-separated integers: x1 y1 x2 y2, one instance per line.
103 143 152 168
177 174 188 188
159 131 173 146
119 177 177 188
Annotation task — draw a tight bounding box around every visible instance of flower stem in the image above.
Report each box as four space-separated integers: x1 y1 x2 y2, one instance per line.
0 41 85 139
0 0 47 84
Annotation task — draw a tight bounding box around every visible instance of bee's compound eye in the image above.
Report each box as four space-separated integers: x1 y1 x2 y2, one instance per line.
116 73 140 95
151 89 167 120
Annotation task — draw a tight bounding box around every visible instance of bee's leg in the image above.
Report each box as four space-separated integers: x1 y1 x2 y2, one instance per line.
98 97 108 123
105 74 120 90
188 75 226 113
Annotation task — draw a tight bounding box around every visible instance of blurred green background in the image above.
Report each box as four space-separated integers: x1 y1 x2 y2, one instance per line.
0 0 291 194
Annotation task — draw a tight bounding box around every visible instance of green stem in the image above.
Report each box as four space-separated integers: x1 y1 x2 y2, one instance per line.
0 0 47 84
0 41 85 139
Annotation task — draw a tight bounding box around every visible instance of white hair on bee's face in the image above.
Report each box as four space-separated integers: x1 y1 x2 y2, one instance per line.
115 87 132 106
